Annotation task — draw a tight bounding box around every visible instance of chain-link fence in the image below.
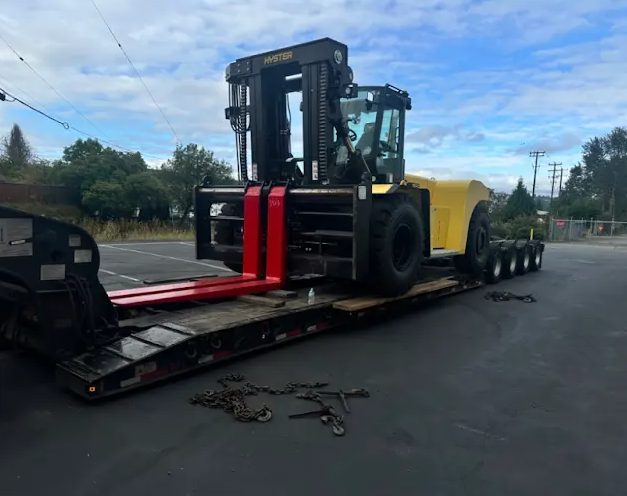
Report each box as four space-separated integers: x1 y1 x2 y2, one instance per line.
590 220 627 238
548 218 627 242
548 218 590 241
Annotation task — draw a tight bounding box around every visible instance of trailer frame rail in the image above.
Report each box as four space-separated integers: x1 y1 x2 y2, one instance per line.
56 272 484 400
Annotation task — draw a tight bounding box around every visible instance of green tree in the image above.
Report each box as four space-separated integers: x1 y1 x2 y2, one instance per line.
56 138 147 191
503 178 536 220
160 143 236 222
488 189 509 221
560 163 592 201
53 138 156 219
556 127 627 220
82 180 133 219
123 171 171 221
0 124 34 181
582 127 627 219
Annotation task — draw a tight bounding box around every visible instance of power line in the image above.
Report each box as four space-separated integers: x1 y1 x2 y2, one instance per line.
529 151 545 198
89 0 180 144
0 85 167 161
0 72 56 116
0 30 110 138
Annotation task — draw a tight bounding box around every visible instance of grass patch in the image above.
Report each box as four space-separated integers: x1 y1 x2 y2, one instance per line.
81 218 194 242
1 202 194 242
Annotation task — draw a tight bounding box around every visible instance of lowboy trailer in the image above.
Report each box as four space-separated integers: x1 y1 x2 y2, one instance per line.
0 206 543 400
0 37 546 400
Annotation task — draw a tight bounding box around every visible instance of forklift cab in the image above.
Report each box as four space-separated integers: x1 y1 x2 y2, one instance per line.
333 85 411 185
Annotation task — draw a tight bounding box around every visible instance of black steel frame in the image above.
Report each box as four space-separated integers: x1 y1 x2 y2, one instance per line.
56 272 488 400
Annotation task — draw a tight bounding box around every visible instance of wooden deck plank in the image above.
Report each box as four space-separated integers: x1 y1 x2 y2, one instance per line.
236 294 286 308
332 278 459 312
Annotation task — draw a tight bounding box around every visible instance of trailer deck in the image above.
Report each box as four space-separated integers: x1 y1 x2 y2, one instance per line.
56 268 482 399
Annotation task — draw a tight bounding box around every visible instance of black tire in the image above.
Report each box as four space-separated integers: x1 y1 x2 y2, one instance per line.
453 204 491 276
484 247 503 284
369 196 424 296
529 244 543 272
516 243 531 275
501 244 518 279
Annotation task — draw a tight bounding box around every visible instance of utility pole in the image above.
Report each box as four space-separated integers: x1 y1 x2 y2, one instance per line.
548 162 562 209
529 151 545 198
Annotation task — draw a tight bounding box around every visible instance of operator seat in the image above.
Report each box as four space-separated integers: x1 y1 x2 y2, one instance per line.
355 122 376 156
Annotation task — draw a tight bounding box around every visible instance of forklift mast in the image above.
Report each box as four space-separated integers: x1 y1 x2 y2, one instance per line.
224 38 358 185
194 38 415 286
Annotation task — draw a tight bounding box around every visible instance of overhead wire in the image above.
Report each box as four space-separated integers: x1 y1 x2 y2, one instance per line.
0 83 167 160
89 0 181 144
0 31 111 139
0 71 56 116
0 85 69 129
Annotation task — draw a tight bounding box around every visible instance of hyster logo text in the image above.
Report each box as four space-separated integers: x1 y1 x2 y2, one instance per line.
264 51 293 64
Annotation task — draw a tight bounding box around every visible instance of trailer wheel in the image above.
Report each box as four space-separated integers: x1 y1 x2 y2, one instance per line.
501 244 518 279
484 247 503 284
529 244 543 272
516 243 531 275
369 196 424 296
453 203 491 277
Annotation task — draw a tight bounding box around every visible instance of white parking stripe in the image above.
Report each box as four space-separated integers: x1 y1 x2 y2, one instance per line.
99 269 141 282
99 244 232 272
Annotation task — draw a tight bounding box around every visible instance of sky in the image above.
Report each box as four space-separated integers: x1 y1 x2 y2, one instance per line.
0 1 626 194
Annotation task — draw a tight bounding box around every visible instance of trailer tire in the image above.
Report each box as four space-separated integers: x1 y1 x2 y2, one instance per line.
516 243 531 275
369 196 424 296
453 203 491 277
484 247 503 284
501 244 518 279
529 244 543 272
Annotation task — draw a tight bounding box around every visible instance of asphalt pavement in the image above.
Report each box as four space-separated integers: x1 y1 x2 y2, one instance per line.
1 242 627 496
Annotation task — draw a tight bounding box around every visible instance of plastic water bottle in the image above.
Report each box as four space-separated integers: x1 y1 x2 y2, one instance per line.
308 287 315 305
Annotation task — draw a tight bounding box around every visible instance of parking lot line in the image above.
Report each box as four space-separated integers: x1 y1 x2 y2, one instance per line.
99 244 232 272
102 241 190 247
99 268 141 282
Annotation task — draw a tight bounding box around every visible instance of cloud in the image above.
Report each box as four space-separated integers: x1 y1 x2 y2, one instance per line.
406 124 485 153
508 132 583 155
0 0 623 193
